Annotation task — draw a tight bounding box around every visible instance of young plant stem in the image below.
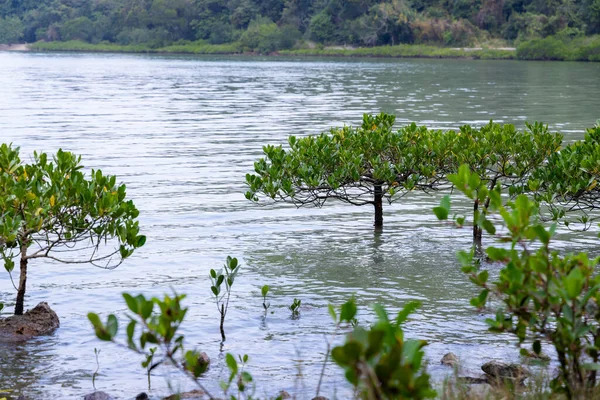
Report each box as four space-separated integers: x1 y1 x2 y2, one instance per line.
220 303 226 342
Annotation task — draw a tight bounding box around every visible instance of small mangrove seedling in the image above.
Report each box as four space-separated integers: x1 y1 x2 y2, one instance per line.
261 285 270 313
92 348 101 391
222 354 254 398
289 298 301 319
143 347 157 389
210 256 241 342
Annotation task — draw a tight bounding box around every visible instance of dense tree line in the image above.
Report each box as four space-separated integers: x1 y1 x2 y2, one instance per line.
1 0 600 49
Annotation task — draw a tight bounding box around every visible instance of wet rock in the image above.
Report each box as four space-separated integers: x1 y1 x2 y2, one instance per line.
312 397 329 400
468 383 492 399
0 302 60 341
441 352 459 367
136 393 150 400
163 389 205 400
83 392 114 400
279 391 291 399
198 352 210 369
482 360 529 383
457 376 489 384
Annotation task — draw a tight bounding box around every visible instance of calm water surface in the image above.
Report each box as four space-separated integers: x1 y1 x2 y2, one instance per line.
1 52 600 399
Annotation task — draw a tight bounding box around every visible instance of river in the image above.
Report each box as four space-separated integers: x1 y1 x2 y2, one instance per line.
0 51 600 399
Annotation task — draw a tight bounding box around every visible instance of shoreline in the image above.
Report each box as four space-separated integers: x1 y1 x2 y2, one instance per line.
1 40 596 61
20 40 518 61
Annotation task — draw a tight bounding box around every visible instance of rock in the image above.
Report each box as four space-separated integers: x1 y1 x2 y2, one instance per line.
136 393 150 400
198 352 210 369
482 360 529 383
0 302 60 341
279 391 291 399
441 352 459 367
163 389 205 400
312 397 329 400
83 392 114 400
457 376 489 384
468 383 493 399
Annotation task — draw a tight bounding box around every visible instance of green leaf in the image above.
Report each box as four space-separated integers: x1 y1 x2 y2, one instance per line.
261 285 269 297
340 298 357 322
565 268 584 299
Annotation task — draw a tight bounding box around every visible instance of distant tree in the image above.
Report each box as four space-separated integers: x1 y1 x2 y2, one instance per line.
246 113 455 228
0 144 145 315
0 16 24 44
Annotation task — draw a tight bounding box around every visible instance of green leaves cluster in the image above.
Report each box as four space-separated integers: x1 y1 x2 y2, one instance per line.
0 143 144 314
532 125 600 227
88 292 213 396
246 113 457 210
436 164 600 398
331 298 436 400
246 114 563 233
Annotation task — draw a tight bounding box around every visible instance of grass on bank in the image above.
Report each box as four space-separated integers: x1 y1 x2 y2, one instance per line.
30 40 243 54
30 39 515 60
30 36 600 61
517 34 600 61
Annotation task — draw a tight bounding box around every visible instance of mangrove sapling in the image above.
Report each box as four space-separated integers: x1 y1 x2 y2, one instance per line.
0 144 145 315
246 113 457 228
435 164 600 399
210 256 240 341
261 285 270 314
222 354 255 399
92 348 101 391
289 298 301 319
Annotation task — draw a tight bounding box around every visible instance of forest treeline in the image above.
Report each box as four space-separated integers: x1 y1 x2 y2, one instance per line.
1 0 600 56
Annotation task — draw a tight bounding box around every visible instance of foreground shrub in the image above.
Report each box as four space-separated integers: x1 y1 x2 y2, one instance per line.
437 164 600 398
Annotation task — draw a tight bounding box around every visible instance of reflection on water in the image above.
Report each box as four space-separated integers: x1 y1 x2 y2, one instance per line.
0 52 600 398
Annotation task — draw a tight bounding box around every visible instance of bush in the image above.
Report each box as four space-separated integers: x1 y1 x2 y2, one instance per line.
239 18 300 53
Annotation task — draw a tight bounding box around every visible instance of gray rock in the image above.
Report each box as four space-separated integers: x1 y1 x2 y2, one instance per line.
136 393 150 400
482 360 529 383
312 397 329 400
0 302 60 341
441 352 459 367
279 391 291 399
83 392 114 400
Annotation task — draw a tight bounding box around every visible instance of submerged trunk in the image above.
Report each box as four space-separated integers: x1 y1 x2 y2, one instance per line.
473 198 482 245
15 244 28 316
374 184 383 228
219 303 226 342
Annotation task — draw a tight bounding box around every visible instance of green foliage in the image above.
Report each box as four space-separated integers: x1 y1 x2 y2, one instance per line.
240 18 299 53
1 0 600 58
289 298 301 318
88 292 215 398
246 113 458 226
261 284 270 311
210 256 240 341
437 164 600 398
450 121 562 241
0 16 24 44
0 144 144 315
531 125 600 227
331 299 436 399
517 34 600 61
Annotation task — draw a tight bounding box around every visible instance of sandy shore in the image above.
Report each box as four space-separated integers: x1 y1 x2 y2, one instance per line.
0 43 31 51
